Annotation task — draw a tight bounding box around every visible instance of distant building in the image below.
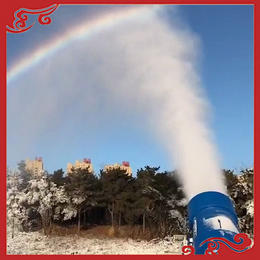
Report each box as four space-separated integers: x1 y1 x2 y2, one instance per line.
104 161 132 176
25 157 44 176
67 158 93 174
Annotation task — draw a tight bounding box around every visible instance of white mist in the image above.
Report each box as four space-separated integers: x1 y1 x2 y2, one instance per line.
7 6 226 200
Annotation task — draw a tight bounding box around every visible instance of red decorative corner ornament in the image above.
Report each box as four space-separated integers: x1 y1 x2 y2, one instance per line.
6 4 59 33
182 245 195 255
182 233 253 255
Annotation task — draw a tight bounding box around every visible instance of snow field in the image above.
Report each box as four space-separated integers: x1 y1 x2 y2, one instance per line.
7 229 183 255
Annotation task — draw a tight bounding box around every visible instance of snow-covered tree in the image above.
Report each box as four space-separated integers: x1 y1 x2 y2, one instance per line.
236 167 254 236
54 204 77 221
21 173 69 234
168 195 188 235
7 171 28 238
224 167 254 236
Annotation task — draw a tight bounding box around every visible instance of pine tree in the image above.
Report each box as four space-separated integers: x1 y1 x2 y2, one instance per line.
64 167 100 233
136 166 162 234
17 160 32 190
101 167 133 228
50 169 66 187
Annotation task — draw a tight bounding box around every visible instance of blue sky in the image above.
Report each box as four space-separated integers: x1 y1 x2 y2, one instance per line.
179 5 254 171
7 5 254 175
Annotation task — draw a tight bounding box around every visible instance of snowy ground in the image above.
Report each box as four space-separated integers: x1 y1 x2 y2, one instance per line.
7 229 183 255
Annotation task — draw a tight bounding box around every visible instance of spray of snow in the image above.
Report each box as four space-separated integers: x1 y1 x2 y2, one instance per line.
7 6 226 200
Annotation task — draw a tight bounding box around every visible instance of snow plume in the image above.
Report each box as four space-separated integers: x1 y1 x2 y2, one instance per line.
7 6 225 201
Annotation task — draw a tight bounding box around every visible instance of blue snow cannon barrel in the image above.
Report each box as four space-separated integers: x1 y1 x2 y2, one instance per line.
187 191 240 254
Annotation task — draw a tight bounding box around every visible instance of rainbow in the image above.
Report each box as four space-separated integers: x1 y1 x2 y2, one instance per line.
7 5 161 83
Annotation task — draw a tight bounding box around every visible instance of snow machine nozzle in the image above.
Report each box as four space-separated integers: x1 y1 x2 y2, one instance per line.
187 191 240 254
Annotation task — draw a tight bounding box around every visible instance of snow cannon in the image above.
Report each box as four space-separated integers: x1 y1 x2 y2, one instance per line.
187 191 240 254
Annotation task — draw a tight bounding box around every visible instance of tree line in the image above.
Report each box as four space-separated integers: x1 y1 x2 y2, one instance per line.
7 161 254 239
